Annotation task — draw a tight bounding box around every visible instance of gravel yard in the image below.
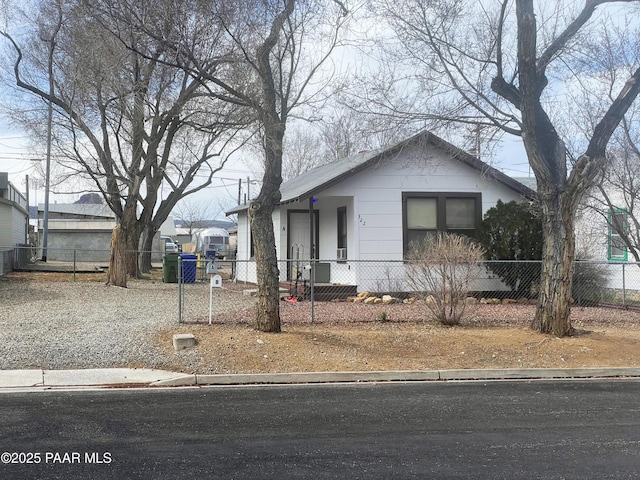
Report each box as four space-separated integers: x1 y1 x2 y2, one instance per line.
2 272 640 374
0 274 260 370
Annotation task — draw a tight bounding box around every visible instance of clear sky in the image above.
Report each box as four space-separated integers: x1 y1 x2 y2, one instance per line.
0 124 34 196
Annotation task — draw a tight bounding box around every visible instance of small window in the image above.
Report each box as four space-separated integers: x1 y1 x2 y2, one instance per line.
337 207 347 249
608 208 628 261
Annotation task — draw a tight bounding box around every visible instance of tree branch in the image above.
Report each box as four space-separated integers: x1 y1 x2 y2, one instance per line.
537 0 638 77
587 67 640 158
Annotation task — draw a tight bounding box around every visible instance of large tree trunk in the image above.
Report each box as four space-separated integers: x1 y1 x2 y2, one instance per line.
139 227 156 274
106 225 127 287
250 117 285 333
249 0 294 333
121 205 141 278
531 186 576 336
249 199 281 333
106 207 142 286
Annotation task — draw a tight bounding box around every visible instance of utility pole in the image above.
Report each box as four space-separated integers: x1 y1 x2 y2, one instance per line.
41 80 53 262
41 21 58 262
25 175 30 242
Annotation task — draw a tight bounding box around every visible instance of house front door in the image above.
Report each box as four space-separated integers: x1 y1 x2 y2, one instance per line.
288 211 319 259
287 210 319 280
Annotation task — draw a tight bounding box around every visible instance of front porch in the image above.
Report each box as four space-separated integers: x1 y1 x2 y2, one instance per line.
280 281 358 302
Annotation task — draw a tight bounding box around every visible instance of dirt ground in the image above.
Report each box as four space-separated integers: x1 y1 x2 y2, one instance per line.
6 270 640 375
157 320 640 375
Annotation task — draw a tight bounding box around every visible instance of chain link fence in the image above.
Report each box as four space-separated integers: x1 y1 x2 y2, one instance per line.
2 244 170 271
4 245 640 323
178 258 640 324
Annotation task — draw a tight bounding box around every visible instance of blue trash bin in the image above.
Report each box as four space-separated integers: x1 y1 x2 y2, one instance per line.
180 254 197 284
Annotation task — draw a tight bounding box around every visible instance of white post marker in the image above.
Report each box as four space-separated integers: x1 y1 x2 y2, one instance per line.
209 272 222 325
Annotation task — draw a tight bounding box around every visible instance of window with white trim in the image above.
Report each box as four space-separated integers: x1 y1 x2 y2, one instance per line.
608 208 628 261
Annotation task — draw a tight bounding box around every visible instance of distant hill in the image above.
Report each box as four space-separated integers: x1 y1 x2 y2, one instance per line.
75 193 103 204
174 219 236 230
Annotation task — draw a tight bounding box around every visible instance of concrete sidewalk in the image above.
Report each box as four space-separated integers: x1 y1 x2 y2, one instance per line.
0 369 184 391
1 367 640 392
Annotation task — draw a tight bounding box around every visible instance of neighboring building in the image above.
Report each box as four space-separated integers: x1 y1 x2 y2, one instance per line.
37 203 117 262
572 186 640 294
516 174 640 297
159 215 178 239
227 130 535 290
0 172 29 273
0 172 28 247
35 204 178 262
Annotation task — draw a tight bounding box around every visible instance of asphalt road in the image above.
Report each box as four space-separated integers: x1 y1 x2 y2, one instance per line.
1 380 639 479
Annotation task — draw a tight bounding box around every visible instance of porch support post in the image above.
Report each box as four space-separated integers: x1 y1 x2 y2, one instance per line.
309 196 315 322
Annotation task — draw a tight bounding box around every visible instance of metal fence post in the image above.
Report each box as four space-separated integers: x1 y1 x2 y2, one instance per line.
73 249 76 282
310 258 315 323
178 255 183 324
622 263 626 306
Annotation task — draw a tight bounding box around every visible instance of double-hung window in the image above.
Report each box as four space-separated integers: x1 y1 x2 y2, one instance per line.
608 208 628 261
402 192 481 255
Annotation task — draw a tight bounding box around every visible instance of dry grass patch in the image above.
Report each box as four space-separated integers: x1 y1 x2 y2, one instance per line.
155 321 640 375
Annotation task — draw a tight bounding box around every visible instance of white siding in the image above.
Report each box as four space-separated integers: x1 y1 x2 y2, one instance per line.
11 207 27 245
319 143 526 262
0 202 27 247
235 209 283 283
0 204 10 246
237 143 529 287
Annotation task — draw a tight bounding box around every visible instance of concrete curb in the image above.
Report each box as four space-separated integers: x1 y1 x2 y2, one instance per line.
437 367 640 380
150 367 640 387
2 368 640 392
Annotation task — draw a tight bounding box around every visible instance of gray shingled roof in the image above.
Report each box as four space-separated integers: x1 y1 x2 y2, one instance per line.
227 130 535 214
512 176 537 191
279 146 388 203
37 203 115 218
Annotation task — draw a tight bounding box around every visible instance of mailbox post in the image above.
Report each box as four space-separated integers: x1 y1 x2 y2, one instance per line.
208 259 222 325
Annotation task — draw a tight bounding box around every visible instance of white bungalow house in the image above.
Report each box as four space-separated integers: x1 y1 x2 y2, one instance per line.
227 131 535 292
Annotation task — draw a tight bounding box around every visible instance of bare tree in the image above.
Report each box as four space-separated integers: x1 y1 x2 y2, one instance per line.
1 0 246 284
319 107 369 161
369 0 640 336
283 107 408 181
174 197 216 238
281 125 323 181
565 19 640 264
97 0 352 331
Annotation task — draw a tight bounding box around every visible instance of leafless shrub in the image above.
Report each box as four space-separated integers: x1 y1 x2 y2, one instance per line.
405 233 485 326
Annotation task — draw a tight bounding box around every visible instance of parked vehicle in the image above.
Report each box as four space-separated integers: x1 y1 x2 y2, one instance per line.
161 236 180 253
192 227 231 259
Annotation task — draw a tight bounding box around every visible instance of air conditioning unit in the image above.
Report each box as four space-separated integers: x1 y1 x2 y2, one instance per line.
336 248 347 261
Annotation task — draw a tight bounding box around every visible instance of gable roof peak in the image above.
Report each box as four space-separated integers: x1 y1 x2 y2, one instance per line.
226 130 535 215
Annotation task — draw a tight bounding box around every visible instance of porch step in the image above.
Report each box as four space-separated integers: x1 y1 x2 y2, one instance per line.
303 284 357 302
